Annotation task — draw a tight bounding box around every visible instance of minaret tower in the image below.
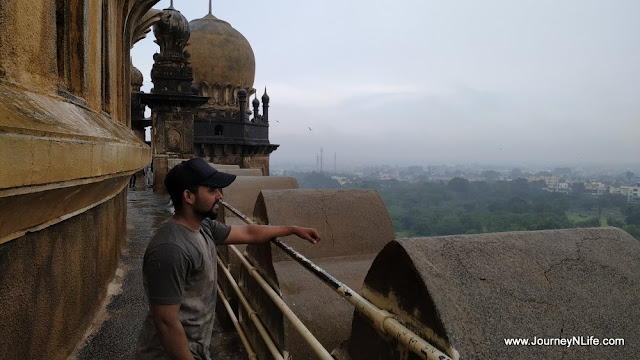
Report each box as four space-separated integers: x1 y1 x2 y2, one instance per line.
140 5 208 193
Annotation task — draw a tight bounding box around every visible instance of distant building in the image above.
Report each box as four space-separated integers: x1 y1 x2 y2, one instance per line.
585 182 608 196
332 176 350 186
544 177 570 193
619 185 640 202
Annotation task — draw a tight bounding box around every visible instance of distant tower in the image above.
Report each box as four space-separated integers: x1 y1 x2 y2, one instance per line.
261 87 270 121
141 6 208 193
186 7 278 175
130 65 148 142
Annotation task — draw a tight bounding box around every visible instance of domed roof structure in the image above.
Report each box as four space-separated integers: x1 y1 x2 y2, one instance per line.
131 65 143 88
187 13 255 89
153 7 190 56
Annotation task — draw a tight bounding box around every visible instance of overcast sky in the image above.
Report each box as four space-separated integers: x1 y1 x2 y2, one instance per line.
131 0 640 170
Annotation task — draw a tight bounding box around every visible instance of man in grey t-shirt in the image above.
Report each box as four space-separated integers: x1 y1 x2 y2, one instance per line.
136 158 321 360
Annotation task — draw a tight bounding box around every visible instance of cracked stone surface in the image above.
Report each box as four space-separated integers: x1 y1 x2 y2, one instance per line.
357 227 640 360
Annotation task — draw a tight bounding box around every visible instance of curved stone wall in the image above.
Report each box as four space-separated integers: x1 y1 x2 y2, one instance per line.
244 189 395 359
222 176 298 223
254 189 394 260
0 191 127 359
0 1 158 358
349 227 640 360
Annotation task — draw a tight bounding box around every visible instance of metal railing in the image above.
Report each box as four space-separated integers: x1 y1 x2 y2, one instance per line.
224 244 334 359
218 200 454 360
216 283 258 360
217 256 284 360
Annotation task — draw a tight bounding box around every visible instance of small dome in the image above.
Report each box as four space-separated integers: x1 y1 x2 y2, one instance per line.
131 66 144 87
153 8 190 55
187 14 255 88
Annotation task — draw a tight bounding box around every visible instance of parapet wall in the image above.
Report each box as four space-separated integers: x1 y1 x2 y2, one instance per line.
349 227 640 360
222 176 298 224
243 189 395 359
254 189 394 260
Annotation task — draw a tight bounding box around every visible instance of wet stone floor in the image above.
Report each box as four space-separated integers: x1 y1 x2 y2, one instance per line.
73 188 247 360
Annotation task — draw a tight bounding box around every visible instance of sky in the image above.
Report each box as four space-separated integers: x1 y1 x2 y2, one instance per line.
131 0 640 170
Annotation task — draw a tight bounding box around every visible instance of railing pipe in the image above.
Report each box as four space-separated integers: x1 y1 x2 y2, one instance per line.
221 200 454 360
217 256 284 360
226 244 334 359
216 284 258 360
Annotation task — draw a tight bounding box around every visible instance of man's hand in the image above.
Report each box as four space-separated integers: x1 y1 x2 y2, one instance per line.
291 226 321 244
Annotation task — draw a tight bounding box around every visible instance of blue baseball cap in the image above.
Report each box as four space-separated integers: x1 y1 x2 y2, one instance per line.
164 158 236 195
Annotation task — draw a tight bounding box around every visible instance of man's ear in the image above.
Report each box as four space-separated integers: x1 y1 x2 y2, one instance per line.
182 189 196 205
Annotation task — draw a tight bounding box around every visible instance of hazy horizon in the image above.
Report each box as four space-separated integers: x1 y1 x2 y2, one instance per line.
131 1 640 169
269 157 640 174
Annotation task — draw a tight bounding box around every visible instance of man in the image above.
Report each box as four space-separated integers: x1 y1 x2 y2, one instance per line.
136 158 320 360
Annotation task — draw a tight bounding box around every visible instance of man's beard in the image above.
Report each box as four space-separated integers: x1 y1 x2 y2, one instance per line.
199 208 218 220
195 199 219 220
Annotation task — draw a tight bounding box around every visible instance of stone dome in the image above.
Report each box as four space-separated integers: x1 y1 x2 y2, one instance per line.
187 14 255 89
153 8 190 56
131 65 143 88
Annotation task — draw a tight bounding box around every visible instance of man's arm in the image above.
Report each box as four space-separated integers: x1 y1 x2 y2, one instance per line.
223 225 320 245
150 303 194 360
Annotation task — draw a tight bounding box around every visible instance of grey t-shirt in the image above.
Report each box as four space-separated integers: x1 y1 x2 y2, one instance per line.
136 218 231 360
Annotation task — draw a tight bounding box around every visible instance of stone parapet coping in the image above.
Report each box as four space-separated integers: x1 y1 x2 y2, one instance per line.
0 83 150 191
0 83 151 244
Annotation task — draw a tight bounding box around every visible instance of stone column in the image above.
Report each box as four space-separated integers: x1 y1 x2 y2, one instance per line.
140 7 208 193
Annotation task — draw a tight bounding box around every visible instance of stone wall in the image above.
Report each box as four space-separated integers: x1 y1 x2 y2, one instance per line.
0 1 159 359
349 228 640 360
0 191 127 359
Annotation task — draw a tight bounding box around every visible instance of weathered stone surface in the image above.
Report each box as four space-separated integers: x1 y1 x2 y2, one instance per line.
350 228 640 360
0 176 130 244
0 85 150 191
255 189 394 260
222 176 298 220
0 190 127 360
0 1 157 358
0 0 57 93
249 189 395 359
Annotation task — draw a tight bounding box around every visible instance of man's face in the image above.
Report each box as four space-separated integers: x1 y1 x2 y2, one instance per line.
192 186 223 219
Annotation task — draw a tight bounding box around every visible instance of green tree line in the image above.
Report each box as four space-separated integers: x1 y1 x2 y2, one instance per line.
292 172 640 240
